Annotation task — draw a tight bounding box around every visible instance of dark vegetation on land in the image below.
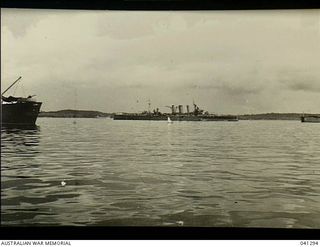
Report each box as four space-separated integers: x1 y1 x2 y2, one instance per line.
238 113 310 120
39 110 111 118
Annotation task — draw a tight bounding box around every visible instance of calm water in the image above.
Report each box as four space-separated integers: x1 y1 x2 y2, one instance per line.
1 118 320 227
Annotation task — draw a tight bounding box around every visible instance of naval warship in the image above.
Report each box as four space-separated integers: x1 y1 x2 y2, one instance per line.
113 102 238 122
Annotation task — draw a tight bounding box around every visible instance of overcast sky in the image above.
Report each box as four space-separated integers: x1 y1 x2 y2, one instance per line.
1 9 320 114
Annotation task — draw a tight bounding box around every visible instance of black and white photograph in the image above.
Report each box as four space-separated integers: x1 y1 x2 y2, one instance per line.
1 7 320 234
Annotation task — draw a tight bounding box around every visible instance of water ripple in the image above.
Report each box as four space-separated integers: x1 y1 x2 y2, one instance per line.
1 119 320 227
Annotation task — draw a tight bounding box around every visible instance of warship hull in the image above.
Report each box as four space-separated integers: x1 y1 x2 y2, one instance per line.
113 114 238 121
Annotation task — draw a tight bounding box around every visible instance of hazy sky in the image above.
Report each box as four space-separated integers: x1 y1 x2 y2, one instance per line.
1 9 320 114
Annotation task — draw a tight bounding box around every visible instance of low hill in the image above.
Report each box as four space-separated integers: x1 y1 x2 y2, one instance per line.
238 113 318 120
39 109 111 118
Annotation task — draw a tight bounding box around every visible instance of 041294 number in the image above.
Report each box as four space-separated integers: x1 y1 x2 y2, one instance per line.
300 241 319 246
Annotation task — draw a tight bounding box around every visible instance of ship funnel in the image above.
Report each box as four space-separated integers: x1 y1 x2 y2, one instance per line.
178 105 183 114
171 105 175 114
186 105 190 114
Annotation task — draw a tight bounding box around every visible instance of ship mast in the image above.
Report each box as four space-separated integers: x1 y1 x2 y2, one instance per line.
2 76 22 96
147 99 151 113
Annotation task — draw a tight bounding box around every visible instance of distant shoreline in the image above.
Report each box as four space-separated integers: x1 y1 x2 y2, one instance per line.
39 110 319 120
39 110 112 118
238 113 308 121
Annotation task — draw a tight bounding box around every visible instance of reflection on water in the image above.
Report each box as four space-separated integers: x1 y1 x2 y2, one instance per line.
2 125 40 143
1 118 320 227
1 125 41 162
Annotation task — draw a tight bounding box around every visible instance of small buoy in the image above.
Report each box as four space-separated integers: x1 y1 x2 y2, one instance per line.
61 181 66 186
176 221 184 226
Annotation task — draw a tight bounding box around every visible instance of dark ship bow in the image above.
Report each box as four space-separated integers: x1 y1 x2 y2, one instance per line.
1 77 42 126
2 99 42 126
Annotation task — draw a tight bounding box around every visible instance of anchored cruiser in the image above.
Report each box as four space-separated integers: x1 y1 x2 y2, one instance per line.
113 102 238 122
1 77 42 126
